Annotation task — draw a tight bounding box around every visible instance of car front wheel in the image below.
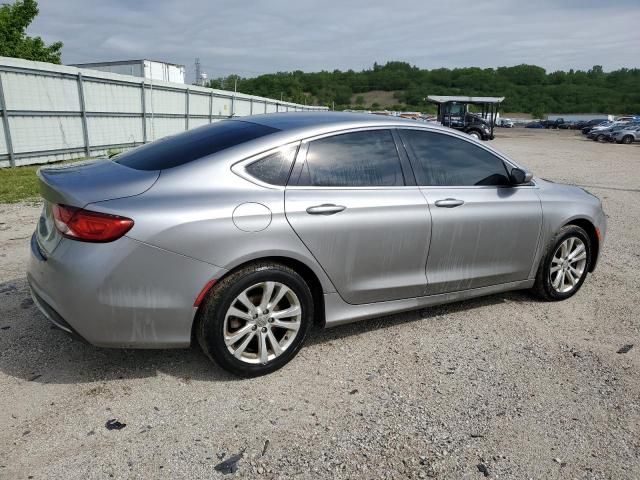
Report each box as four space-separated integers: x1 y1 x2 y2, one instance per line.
197 262 313 377
468 131 482 140
533 225 592 301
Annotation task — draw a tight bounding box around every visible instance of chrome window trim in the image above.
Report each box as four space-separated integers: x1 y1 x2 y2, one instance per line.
232 124 537 190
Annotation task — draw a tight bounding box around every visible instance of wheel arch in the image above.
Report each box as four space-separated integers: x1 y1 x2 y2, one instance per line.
563 218 600 272
191 255 327 345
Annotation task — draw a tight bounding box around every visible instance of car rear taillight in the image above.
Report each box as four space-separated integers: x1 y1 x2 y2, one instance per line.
52 204 134 242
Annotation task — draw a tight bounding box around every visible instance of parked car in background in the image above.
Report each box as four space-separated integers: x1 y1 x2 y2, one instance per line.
541 118 565 129
27 112 607 376
614 125 640 144
558 121 576 129
583 121 613 135
580 119 610 134
497 118 515 128
614 116 639 123
526 122 545 129
589 124 633 142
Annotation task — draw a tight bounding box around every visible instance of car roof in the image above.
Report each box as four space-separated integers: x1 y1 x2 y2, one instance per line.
246 111 447 134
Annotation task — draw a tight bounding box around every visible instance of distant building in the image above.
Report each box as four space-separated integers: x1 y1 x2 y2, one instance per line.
69 59 185 84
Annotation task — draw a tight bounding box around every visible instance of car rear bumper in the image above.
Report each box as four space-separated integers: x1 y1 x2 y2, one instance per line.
29 280 90 343
27 232 226 348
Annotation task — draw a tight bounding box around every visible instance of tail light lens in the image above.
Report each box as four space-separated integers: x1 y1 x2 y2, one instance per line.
52 204 134 242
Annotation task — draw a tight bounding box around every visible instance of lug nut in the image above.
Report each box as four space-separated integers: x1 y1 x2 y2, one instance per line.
261 327 267 332
252 325 257 331
264 309 269 314
268 318 274 323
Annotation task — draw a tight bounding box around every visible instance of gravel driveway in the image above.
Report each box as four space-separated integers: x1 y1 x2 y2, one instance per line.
1 129 638 479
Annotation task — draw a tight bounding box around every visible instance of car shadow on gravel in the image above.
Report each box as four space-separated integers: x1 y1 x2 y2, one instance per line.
0 277 533 385
307 289 533 347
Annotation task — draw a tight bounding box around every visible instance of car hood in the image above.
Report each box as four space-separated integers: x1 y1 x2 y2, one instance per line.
536 177 601 204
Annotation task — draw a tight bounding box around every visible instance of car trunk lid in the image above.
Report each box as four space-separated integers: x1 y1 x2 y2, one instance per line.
35 158 159 255
37 158 159 207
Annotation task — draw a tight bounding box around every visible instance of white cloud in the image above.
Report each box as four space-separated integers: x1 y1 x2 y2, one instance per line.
30 0 640 80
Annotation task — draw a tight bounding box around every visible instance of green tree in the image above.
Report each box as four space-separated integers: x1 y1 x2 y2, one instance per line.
0 0 62 63
355 95 365 106
203 60 639 114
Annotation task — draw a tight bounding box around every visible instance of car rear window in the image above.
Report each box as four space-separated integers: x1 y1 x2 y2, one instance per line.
115 120 279 170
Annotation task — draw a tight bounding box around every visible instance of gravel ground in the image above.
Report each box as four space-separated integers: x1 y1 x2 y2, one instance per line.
0 129 639 479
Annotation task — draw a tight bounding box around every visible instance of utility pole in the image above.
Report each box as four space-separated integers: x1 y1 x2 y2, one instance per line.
193 58 208 86
194 58 201 86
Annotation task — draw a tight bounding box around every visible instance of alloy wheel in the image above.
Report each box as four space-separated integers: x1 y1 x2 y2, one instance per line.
223 282 302 364
549 237 588 293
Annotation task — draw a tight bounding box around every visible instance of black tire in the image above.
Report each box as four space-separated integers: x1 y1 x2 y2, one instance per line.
196 262 313 377
467 130 482 140
533 225 592 301
595 134 604 142
621 135 633 145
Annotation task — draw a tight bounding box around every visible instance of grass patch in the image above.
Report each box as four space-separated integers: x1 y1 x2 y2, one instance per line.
0 164 41 203
0 158 89 203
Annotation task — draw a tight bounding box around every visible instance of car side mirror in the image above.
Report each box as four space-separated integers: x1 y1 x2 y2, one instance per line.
510 167 533 185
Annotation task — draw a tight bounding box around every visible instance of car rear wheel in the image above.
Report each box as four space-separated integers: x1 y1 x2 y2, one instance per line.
621 135 633 145
197 262 313 377
533 225 592 301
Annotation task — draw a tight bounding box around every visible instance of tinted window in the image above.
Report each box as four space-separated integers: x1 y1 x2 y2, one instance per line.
298 130 404 187
116 120 279 170
244 145 297 186
401 130 510 186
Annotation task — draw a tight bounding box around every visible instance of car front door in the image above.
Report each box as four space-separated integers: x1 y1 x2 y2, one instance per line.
399 128 543 295
285 128 431 304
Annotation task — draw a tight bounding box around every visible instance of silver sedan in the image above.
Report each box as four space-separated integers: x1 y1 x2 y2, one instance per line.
28 112 606 376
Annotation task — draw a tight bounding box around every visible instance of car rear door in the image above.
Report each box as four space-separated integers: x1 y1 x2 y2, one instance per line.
285 128 431 304
398 128 543 295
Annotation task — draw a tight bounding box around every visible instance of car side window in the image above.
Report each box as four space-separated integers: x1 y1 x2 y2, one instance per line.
400 129 511 186
297 130 404 187
244 145 297 186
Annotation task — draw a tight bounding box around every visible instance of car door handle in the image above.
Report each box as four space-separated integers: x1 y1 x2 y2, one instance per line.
306 204 346 215
435 198 465 208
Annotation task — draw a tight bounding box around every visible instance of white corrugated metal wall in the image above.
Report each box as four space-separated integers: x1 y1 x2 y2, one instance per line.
0 57 327 168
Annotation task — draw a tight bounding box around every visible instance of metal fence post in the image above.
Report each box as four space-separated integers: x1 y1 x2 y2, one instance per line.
76 72 91 157
231 94 235 118
250 98 253 115
0 73 15 167
185 88 190 130
141 81 147 143
209 91 213 123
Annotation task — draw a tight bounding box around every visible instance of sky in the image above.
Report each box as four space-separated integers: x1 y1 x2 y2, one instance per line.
31 0 640 82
